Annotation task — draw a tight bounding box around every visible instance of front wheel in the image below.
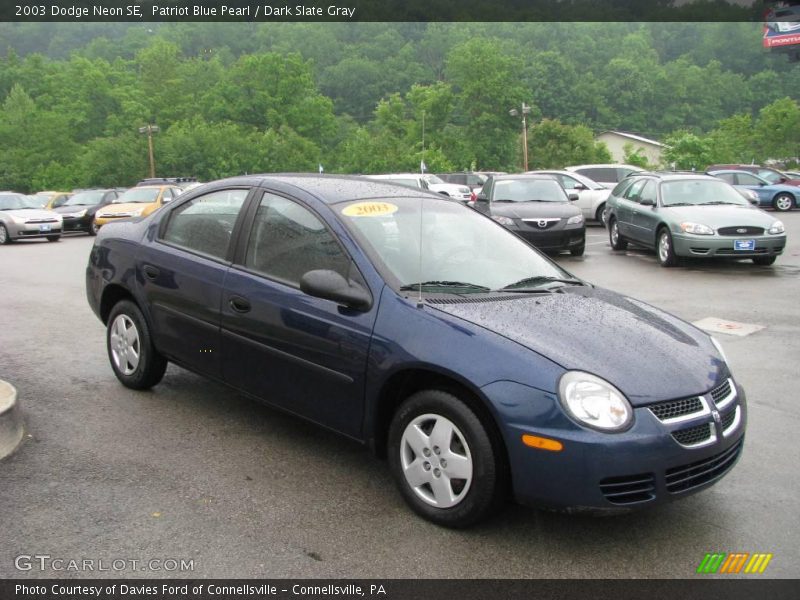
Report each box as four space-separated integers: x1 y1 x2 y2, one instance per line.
107 300 167 390
388 390 503 528
595 203 607 226
773 193 794 212
0 224 12 245
89 218 99 236
753 255 776 266
47 235 60 242
657 227 678 267
570 244 585 257
609 218 627 250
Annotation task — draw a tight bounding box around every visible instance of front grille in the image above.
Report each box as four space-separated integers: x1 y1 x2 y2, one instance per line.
21 228 62 236
672 423 713 447
425 295 528 305
715 247 768 255
521 218 561 231
711 379 731 404
599 473 656 505
25 218 59 224
648 397 704 422
717 226 765 236
665 439 743 494
721 409 736 431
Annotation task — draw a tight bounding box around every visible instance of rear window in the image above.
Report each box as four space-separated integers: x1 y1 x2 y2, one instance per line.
576 167 618 183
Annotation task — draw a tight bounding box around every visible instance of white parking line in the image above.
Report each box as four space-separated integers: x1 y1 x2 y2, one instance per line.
692 317 765 337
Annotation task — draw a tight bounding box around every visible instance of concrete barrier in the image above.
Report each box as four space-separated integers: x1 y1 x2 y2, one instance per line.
0 380 23 460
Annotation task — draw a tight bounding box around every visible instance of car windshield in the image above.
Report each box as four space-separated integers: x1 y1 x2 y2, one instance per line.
380 178 422 188
492 179 567 203
422 175 445 185
661 180 750 207
337 197 569 292
65 191 106 206
0 194 32 210
114 188 160 204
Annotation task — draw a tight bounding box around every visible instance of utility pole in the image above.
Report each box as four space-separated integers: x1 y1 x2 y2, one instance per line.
509 103 531 171
138 124 160 178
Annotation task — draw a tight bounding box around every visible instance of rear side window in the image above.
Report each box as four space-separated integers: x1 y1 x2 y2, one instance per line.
161 189 248 260
715 173 736 184
244 193 350 286
577 167 617 183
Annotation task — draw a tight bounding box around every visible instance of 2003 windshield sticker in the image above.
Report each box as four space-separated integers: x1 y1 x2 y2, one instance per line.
342 202 398 217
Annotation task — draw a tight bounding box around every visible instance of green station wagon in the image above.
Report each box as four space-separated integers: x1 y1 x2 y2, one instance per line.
606 173 787 267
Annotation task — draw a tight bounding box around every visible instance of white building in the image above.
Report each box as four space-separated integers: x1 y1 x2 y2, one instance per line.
596 130 665 167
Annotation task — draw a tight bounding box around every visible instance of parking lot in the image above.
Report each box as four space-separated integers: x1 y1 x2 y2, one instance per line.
1 216 799 579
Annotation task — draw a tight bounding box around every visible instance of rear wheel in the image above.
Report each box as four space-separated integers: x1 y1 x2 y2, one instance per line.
773 193 794 212
388 389 503 528
609 218 627 250
657 227 678 267
753 255 776 266
107 300 167 390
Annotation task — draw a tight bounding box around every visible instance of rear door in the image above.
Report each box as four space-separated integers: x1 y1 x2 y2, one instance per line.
220 190 377 438
615 178 646 239
137 187 251 379
630 180 659 244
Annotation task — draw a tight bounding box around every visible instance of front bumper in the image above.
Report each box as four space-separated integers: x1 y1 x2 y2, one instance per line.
511 224 586 252
482 378 746 510
672 233 785 259
6 221 62 239
61 215 92 232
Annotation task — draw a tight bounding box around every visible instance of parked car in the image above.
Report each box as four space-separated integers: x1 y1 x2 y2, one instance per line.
706 164 800 187
564 164 647 189
0 192 63 244
527 169 612 225
366 173 472 203
94 185 181 230
606 173 786 267
136 176 198 187
474 174 585 255
707 170 797 212
438 172 489 192
86 174 746 527
30 190 71 210
53 188 122 235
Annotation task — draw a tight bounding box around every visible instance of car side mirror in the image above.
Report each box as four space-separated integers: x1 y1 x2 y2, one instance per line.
640 198 655 207
573 183 587 191
300 269 372 311
568 192 579 201
476 193 489 202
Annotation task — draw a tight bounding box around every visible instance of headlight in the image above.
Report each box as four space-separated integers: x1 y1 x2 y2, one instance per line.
710 336 729 366
746 190 759 201
558 371 633 432
567 214 584 225
491 215 514 226
10 215 27 224
130 208 145 216
65 209 87 218
680 222 714 235
768 221 785 235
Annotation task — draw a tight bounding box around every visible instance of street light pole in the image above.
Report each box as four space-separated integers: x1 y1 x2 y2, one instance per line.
509 103 531 171
138 124 160 178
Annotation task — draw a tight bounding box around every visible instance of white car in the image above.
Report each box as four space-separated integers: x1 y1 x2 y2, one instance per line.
0 192 63 244
527 170 612 224
564 164 647 190
365 173 472 203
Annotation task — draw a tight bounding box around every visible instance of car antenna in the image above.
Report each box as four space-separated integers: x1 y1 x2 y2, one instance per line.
417 196 424 308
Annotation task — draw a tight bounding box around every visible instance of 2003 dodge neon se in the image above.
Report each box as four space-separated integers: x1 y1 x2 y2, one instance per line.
86 175 745 527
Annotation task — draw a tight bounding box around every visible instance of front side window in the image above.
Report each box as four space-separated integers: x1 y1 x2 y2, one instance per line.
161 189 248 260
737 173 764 186
714 173 736 184
244 193 350 286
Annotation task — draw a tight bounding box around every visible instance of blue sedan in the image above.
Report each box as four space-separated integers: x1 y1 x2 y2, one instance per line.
86 175 746 527
709 169 798 212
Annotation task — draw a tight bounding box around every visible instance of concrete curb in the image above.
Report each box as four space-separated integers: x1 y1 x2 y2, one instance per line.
0 379 23 460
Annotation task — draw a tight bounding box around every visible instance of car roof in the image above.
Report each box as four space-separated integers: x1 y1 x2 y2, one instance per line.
630 172 715 181
491 174 559 181
565 164 645 170
200 174 444 204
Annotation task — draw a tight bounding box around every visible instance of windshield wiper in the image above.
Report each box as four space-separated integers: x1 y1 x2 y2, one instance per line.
700 201 739 205
499 275 584 292
400 281 491 292
494 198 551 203
663 202 694 207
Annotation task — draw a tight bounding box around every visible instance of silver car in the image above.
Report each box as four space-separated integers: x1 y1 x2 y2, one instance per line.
0 192 64 244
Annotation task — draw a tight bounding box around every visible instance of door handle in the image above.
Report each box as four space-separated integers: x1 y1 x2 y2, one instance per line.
229 295 251 313
142 265 160 280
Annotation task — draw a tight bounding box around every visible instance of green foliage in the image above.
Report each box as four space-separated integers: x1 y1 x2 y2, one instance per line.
622 143 651 169
662 132 714 171
527 120 610 170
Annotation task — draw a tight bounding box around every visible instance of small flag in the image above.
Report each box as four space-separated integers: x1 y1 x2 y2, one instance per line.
319 163 324 174
420 160 427 173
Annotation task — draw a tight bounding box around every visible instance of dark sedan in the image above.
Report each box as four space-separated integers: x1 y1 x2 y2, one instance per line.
54 189 122 235
475 174 586 255
86 175 745 527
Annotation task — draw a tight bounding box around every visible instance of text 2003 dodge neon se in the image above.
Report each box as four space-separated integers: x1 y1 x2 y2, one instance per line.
87 175 745 527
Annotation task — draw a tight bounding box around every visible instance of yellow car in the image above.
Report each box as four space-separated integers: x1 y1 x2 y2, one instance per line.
32 191 72 210
94 185 180 229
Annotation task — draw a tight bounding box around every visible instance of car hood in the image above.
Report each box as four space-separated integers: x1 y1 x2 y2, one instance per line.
54 204 97 214
430 286 725 405
490 201 581 219
659 204 778 227
2 209 61 220
98 202 157 215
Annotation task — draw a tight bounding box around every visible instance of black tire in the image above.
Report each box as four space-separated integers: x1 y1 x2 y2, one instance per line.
753 255 776 266
387 389 504 528
608 218 627 250
656 227 678 267
570 244 585 257
106 299 167 390
47 235 60 242
0 224 12 245
88 218 99 236
772 193 794 212
595 203 607 226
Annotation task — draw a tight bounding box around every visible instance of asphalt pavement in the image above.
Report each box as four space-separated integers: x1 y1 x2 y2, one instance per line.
0 215 798 578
